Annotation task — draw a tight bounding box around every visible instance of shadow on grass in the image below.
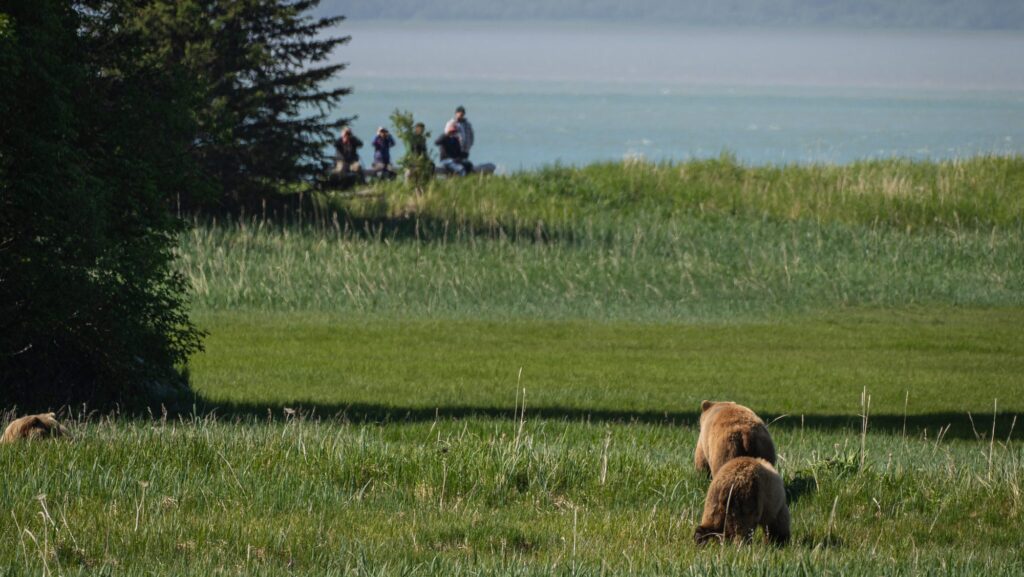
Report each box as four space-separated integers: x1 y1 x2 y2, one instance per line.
785 474 818 505
198 197 611 247
797 534 844 550
180 398 1020 441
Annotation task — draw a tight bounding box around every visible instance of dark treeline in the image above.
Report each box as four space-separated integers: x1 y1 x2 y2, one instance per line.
0 0 349 409
325 0 1024 30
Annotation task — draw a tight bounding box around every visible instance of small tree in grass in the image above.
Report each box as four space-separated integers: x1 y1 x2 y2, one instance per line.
390 110 434 192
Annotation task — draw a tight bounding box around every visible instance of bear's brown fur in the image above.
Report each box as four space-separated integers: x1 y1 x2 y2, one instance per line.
694 400 775 477
1 413 69 443
694 456 790 546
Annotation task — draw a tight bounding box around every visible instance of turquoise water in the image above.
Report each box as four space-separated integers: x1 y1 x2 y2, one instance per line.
335 23 1024 171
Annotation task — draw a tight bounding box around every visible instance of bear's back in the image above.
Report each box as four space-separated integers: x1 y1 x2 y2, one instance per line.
697 401 776 476
705 457 785 523
1 413 67 443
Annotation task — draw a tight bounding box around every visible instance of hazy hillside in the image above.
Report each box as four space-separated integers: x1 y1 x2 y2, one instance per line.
320 0 1024 30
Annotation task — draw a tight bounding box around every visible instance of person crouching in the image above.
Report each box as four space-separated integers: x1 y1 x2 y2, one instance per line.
333 127 364 182
435 121 472 176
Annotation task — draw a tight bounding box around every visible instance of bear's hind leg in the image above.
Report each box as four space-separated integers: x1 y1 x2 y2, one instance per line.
765 505 791 546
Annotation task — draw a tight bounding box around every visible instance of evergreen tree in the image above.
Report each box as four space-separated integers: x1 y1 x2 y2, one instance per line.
0 0 204 409
136 0 352 211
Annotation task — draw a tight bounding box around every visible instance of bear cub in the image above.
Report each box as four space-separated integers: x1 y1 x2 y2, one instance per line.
1 413 69 443
694 400 775 477
694 456 790 546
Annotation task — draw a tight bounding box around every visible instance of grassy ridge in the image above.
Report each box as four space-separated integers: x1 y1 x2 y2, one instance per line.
180 157 1024 318
332 156 1024 233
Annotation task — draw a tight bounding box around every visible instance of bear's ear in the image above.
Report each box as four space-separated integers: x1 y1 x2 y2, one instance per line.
701 400 715 413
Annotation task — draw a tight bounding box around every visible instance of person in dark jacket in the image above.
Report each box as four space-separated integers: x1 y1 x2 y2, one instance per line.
372 127 397 178
410 122 428 158
435 121 471 176
450 105 475 158
333 127 364 180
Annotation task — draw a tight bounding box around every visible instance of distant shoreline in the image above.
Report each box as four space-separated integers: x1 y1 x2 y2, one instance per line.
316 0 1024 32
338 18 1024 34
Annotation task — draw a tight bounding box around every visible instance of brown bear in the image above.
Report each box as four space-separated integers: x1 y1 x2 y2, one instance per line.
694 456 790 546
1 413 69 443
694 400 775 477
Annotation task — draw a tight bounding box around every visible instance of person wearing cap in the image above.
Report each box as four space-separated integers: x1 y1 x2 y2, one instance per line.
372 127 397 178
435 121 471 176
333 126 364 181
450 105 474 158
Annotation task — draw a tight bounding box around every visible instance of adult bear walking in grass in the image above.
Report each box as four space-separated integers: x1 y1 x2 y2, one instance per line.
694 400 776 477
694 456 791 546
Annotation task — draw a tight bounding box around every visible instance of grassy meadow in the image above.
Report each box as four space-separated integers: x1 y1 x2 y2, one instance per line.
3 157 1024 575
3 414 1023 575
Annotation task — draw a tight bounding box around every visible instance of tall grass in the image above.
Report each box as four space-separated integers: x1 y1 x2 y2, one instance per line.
327 155 1024 235
2 414 1021 575
179 156 1024 319
178 216 1024 319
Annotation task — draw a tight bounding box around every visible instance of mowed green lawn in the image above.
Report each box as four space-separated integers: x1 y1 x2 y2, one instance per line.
191 308 1023 438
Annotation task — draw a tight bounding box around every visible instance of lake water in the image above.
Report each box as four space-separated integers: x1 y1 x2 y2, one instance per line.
333 22 1024 171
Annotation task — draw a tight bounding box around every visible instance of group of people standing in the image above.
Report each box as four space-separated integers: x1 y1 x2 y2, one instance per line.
332 105 476 182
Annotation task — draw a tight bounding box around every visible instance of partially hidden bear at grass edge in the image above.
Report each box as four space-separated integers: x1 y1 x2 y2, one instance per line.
694 456 791 546
1 413 69 443
694 400 776 477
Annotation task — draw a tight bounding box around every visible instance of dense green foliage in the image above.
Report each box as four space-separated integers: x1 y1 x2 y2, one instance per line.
325 0 1024 30
0 0 203 409
0 0 352 409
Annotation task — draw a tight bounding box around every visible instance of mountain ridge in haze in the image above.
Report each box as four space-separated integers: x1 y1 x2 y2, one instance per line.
317 0 1024 30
